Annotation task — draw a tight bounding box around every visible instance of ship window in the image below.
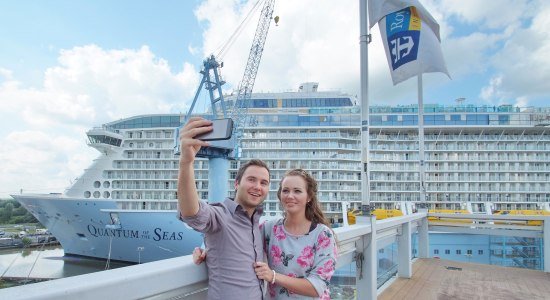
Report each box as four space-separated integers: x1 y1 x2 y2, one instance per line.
84 191 91 198
456 250 461 255
93 181 101 188
445 249 450 254
93 191 100 198
434 249 439 255
103 191 110 198
467 250 472 255
103 181 110 188
478 250 483 255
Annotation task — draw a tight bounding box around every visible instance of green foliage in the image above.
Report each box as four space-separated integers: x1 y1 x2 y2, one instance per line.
22 237 32 246
0 199 39 225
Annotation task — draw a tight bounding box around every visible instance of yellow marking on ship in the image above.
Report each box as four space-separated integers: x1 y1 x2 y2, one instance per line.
428 209 471 223
347 209 404 225
492 210 550 226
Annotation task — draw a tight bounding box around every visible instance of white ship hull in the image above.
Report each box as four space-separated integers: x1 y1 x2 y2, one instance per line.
13 194 203 263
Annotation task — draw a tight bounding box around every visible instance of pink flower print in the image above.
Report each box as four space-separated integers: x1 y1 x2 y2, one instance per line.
268 282 276 297
320 289 331 300
317 231 331 249
273 224 286 241
287 273 297 278
296 246 315 268
259 221 265 230
270 245 282 265
317 259 335 280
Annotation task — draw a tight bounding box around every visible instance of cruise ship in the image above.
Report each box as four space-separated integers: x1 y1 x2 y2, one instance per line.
12 82 550 264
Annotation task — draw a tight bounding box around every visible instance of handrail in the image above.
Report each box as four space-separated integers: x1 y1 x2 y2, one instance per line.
1 213 547 299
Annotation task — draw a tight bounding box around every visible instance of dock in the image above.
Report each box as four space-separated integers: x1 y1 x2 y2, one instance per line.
379 258 550 300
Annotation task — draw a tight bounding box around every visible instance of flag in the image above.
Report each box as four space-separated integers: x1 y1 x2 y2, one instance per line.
368 0 440 39
373 3 450 85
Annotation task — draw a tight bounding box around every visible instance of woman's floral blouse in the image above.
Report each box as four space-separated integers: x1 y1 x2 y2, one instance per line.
262 218 337 299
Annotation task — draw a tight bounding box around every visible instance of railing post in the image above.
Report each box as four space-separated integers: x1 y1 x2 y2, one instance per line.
544 217 550 272
397 221 412 278
418 213 429 258
356 215 377 300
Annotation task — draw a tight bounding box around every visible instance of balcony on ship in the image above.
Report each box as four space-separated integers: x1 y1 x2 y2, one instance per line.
2 212 549 299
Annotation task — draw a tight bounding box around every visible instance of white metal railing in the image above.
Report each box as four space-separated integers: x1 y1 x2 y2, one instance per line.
1 213 426 300
2 212 548 300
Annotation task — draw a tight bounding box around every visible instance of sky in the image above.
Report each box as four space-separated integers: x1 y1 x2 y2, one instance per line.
0 0 549 197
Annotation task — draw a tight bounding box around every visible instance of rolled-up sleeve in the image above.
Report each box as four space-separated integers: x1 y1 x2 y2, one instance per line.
179 201 223 233
306 228 337 297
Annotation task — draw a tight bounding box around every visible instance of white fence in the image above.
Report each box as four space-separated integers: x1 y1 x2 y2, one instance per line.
2 212 549 300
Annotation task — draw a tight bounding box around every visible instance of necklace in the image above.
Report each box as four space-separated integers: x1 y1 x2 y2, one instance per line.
283 218 312 236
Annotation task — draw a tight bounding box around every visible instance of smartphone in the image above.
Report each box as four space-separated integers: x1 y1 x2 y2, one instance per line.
195 118 234 141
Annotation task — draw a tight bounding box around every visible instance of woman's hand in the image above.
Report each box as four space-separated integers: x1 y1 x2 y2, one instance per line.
253 261 274 282
192 247 206 265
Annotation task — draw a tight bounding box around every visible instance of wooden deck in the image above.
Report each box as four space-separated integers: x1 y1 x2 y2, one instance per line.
379 258 550 300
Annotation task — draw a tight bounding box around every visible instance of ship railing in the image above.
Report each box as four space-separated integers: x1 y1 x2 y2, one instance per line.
2 213 429 300
3 213 549 300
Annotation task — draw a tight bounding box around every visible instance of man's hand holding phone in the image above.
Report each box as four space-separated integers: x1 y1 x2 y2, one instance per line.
194 118 233 141
178 117 234 165
178 117 212 165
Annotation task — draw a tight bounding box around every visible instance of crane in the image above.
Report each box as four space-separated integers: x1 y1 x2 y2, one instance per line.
174 0 277 201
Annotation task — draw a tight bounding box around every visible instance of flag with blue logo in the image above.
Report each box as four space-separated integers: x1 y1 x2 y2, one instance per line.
369 1 450 85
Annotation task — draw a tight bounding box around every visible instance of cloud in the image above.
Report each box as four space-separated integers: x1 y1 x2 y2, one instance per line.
0 130 95 195
439 0 528 29
0 44 200 197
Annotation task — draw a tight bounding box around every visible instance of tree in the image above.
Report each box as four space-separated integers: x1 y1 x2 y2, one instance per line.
3 202 13 221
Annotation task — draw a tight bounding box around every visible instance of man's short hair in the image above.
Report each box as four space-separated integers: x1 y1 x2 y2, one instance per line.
235 159 270 184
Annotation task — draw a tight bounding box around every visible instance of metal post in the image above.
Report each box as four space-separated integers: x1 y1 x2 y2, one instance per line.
544 217 550 272
208 158 230 203
418 214 429 258
359 0 370 214
398 221 412 278
356 215 377 300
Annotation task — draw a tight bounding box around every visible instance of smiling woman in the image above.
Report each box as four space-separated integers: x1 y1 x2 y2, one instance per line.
255 169 337 299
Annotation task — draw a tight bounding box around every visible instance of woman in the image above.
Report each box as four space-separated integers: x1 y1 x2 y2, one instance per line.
254 169 337 299
193 169 337 299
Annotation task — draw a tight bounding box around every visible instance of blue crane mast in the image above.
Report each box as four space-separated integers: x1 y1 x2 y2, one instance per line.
175 0 276 202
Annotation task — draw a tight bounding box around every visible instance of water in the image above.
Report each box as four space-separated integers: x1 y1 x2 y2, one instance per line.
0 246 132 289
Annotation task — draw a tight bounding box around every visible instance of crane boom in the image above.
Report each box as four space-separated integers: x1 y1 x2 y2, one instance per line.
176 0 275 160
231 0 276 158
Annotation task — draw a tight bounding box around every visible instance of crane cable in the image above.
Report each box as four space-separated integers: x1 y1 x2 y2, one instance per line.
214 0 265 61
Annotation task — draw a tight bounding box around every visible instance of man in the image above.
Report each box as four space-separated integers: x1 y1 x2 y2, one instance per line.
177 117 270 300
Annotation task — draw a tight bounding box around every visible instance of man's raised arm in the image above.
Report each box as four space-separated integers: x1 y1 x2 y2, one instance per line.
177 117 212 217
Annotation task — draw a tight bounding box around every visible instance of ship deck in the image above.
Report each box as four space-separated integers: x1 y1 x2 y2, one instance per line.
379 258 550 300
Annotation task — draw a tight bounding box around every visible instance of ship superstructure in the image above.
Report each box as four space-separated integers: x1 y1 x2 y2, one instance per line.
13 83 550 263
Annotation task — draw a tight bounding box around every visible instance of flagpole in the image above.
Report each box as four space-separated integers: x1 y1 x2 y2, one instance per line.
417 74 426 207
358 1 378 299
359 0 370 215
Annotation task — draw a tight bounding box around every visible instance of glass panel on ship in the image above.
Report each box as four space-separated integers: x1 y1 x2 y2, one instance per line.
83 95 550 226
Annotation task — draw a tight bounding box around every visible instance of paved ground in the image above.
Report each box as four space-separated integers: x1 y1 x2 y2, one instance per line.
379 258 550 300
